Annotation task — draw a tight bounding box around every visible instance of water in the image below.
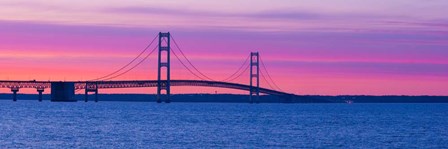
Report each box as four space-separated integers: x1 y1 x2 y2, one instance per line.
0 101 447 148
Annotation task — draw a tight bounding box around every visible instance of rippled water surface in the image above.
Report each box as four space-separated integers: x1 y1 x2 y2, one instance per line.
0 101 447 148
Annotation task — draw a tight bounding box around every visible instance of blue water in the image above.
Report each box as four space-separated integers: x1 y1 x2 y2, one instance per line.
0 101 447 148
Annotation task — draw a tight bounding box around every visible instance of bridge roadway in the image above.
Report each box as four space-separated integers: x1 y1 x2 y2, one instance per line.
0 80 295 100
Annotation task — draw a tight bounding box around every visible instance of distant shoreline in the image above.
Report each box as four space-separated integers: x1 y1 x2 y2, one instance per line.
1 93 447 103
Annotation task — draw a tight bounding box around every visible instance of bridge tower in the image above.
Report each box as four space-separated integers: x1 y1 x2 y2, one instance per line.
157 32 171 103
249 52 260 103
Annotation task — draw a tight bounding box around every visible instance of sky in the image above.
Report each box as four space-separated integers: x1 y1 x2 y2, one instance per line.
0 0 447 95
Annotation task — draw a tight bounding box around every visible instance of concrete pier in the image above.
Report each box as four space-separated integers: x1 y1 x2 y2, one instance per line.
11 87 19 102
51 82 76 102
85 89 98 102
37 88 44 102
85 82 99 102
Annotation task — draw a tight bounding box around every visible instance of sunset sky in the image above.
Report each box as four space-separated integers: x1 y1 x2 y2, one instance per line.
0 0 447 95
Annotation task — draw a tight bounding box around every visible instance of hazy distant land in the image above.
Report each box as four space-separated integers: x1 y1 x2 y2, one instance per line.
0 94 447 103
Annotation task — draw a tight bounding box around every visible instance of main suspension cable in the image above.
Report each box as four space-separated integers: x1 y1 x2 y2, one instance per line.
225 63 250 82
171 47 207 80
102 45 158 81
91 34 158 81
170 35 215 81
221 55 250 82
259 56 283 91
260 69 275 90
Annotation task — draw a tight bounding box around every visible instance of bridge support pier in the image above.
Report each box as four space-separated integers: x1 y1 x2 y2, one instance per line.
249 52 260 104
85 82 99 102
11 87 19 102
157 32 171 103
51 82 76 102
84 89 98 102
37 88 44 102
95 90 98 102
84 89 88 102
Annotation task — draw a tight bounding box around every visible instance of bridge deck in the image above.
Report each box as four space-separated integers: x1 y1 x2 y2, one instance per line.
0 80 294 97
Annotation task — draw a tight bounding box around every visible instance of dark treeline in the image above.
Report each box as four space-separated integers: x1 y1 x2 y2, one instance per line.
1 94 448 103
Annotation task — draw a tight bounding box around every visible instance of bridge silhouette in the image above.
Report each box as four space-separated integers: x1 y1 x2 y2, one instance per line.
0 32 296 103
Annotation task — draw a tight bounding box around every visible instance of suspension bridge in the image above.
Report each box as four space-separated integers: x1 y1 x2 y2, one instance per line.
0 32 297 103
